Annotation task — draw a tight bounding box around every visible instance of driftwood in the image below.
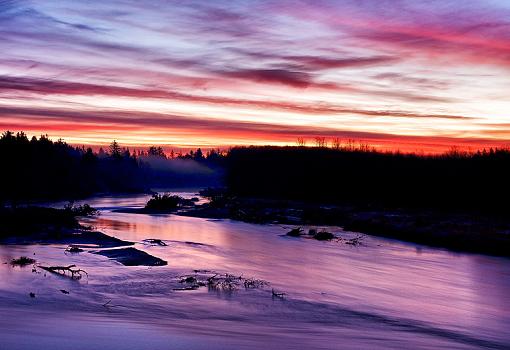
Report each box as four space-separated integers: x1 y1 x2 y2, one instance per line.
143 239 168 246
38 264 88 280
207 273 243 291
334 234 365 246
102 299 127 310
173 275 206 291
344 235 364 246
244 277 269 289
174 271 268 292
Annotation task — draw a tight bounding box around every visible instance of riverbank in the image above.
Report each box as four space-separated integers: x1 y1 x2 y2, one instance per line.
0 205 168 266
177 195 510 258
0 205 128 246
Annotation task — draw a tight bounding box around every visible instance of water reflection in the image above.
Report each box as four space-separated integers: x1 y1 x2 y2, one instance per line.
0 192 509 349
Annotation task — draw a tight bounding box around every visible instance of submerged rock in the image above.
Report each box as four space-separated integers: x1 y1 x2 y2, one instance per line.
313 231 335 241
66 245 84 253
286 227 303 237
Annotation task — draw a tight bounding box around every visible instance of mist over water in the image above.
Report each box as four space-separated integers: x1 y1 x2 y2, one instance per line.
1 192 509 350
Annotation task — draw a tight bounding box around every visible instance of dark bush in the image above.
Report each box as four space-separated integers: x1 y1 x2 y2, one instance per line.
11 256 36 266
145 194 182 211
313 231 335 241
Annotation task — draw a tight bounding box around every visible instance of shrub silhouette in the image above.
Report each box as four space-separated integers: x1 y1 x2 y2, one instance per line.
145 194 182 210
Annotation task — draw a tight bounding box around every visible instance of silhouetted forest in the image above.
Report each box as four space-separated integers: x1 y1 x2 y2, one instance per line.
4 130 509 213
0 131 224 201
0 131 146 200
226 146 510 213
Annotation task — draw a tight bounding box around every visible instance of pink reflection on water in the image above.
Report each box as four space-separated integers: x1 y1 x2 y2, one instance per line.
1 192 509 349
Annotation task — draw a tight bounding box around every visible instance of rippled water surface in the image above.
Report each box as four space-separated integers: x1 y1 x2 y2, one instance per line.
1 192 509 349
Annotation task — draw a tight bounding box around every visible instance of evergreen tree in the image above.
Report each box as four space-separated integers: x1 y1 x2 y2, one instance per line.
109 140 121 159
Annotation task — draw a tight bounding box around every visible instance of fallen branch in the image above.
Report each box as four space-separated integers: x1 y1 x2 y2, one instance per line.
343 235 364 246
38 264 88 280
244 277 269 289
143 239 168 246
175 271 269 293
102 299 127 310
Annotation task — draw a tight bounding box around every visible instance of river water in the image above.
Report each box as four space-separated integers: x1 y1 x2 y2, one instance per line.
0 192 509 349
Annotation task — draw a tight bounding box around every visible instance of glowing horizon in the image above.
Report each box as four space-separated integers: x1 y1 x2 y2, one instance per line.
1 1 510 153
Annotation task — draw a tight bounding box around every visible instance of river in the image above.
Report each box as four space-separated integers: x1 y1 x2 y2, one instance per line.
1 192 509 349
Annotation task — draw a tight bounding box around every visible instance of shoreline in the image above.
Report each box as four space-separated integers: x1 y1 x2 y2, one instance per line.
176 197 510 258
0 205 168 266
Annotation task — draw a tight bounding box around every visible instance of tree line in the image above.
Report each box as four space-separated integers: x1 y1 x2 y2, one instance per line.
0 131 224 201
226 145 510 213
4 130 508 213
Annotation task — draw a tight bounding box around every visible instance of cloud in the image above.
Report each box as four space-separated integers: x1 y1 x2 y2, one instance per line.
0 105 505 154
228 49 398 71
373 73 450 90
0 0 508 151
220 68 313 88
0 75 466 119
283 55 398 70
0 105 478 140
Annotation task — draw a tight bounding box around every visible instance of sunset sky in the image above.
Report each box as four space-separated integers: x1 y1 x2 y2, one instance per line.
1 0 510 152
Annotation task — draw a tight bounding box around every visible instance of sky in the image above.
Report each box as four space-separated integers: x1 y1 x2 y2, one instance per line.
0 0 510 153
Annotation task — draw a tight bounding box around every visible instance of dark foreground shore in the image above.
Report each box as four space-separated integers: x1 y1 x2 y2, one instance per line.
0 205 168 266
